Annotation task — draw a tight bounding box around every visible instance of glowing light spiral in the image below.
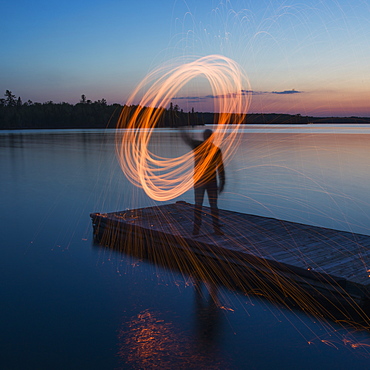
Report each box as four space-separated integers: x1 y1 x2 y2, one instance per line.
116 55 251 201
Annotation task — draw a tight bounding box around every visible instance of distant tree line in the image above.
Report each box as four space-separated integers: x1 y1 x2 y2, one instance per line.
1 90 369 130
0 91 208 129
0 90 124 129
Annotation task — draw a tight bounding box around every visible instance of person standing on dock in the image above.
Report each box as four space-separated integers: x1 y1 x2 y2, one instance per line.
181 128 225 236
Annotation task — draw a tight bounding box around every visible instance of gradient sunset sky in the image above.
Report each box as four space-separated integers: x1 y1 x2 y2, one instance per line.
2 0 370 116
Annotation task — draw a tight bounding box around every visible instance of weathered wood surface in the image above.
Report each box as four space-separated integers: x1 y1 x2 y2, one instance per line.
91 201 370 306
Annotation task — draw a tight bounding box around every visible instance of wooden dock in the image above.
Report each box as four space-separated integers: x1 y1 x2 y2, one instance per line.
91 201 370 314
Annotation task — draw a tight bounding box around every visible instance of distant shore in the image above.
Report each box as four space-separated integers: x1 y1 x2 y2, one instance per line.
1 100 370 130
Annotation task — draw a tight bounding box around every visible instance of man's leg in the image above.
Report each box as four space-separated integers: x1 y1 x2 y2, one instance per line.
207 182 223 235
193 185 205 235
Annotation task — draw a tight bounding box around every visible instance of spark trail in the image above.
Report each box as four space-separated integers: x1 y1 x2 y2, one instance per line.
115 55 251 201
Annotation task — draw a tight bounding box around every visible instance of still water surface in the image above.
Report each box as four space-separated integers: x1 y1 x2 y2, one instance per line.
1 126 370 369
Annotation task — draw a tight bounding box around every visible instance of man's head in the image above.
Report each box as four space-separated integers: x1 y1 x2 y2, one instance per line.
203 129 213 141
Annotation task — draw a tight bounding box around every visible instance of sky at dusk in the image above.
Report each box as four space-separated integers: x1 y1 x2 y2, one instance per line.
1 0 370 116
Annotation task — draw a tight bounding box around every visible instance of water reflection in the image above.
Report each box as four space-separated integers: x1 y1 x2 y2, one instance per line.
3 128 370 368
193 280 223 348
117 306 228 370
118 309 180 369
96 236 232 369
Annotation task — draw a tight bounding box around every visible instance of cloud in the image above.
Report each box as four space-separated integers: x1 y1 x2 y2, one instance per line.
173 89 255 101
209 90 255 99
172 96 204 100
271 89 302 95
171 89 303 102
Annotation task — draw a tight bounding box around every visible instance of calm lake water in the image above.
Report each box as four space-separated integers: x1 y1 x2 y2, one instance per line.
1 126 370 369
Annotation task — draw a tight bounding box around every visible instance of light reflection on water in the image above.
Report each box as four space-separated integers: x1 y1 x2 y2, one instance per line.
1 127 370 369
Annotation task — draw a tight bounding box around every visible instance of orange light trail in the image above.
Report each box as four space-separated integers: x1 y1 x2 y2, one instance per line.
115 55 251 201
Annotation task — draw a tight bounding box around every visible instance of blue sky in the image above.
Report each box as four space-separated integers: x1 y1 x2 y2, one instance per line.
1 0 370 116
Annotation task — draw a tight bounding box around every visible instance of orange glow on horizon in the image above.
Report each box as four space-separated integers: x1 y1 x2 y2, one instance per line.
115 55 251 201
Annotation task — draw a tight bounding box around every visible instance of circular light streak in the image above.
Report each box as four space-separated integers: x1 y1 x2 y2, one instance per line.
116 55 251 201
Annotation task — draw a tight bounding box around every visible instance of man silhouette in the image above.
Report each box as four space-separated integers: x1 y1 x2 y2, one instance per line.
181 129 225 236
